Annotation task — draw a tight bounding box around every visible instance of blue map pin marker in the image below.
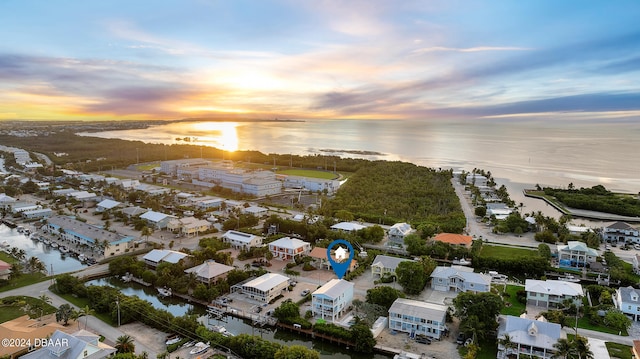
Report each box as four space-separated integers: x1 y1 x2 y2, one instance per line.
326 239 354 280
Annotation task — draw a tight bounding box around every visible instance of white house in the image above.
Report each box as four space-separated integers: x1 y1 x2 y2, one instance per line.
236 273 290 303
143 249 190 268
497 315 564 359
20 329 116 359
614 286 640 321
525 279 584 308
388 298 447 339
184 260 234 285
430 266 491 293
140 211 176 230
388 223 415 247
121 206 147 219
242 205 268 216
556 241 598 269
221 230 263 250
95 199 121 213
21 208 52 219
603 222 640 244
330 222 366 232
311 279 354 322
268 237 311 261
166 217 211 236
371 255 413 278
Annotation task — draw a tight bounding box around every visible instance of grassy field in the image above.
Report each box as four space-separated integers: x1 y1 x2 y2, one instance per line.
277 169 338 179
56 293 114 326
479 244 536 258
606 342 632 359
576 317 628 336
0 251 17 264
135 162 161 171
0 273 50 293
498 284 526 316
0 296 57 323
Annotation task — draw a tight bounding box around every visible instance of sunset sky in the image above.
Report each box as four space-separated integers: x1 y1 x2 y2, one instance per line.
1 1 640 121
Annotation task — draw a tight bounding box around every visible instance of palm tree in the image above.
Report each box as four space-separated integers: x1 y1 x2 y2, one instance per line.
9 263 23 279
76 305 95 330
115 334 136 353
37 294 52 320
498 334 517 359
552 338 576 359
55 304 74 326
573 336 593 359
141 226 153 244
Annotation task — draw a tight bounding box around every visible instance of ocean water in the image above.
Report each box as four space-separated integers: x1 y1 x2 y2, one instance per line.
78 118 640 220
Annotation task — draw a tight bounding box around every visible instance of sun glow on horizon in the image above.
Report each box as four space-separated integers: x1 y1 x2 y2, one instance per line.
191 121 240 152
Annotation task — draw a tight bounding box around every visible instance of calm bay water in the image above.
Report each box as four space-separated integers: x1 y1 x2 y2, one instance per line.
78 118 640 220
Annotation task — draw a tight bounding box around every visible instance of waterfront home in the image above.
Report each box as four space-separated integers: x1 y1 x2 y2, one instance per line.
43 215 134 258
431 233 472 248
21 207 52 220
311 279 354 322
308 246 357 273
140 210 177 230
268 237 311 261
388 298 447 339
166 216 211 236
466 174 488 187
371 254 413 279
614 286 640 321
95 199 122 213
496 315 563 359
603 221 640 245
185 260 234 285
20 329 116 359
221 230 263 250
430 265 491 293
556 241 598 268
9 202 41 215
388 222 415 247
143 249 190 268
234 273 290 303
0 316 71 358
525 279 584 308
330 222 366 232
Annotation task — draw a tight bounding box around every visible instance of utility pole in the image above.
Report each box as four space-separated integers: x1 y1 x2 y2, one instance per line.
116 300 121 327
136 148 139 164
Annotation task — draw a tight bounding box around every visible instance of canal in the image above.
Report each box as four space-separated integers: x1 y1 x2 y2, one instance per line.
86 276 392 359
0 223 85 274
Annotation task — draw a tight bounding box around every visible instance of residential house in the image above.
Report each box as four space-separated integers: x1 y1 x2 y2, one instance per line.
496 315 563 359
556 241 598 268
432 233 473 248
0 260 11 280
281 175 341 194
633 340 640 359
166 217 211 236
268 237 311 261
330 222 366 232
189 196 224 210
143 249 190 268
308 247 358 273
236 273 290 303
614 286 640 321
0 193 16 209
21 208 52 219
10 202 41 215
221 230 263 250
242 205 268 217
20 329 116 359
140 210 176 230
388 298 448 339
116 178 140 189
311 279 354 322
95 199 121 213
121 206 147 219
43 215 134 258
371 255 413 279
185 260 234 285
466 174 488 187
603 222 640 245
388 222 415 247
525 279 584 308
430 265 491 293
0 316 71 359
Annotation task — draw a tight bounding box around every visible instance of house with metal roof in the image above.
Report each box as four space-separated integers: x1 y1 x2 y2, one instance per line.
236 273 290 303
388 222 415 247
312 279 354 322
614 286 640 321
431 265 491 293
0 316 72 358
221 230 263 250
20 329 116 359
268 236 311 261
330 222 366 232
167 216 211 236
497 315 563 359
556 241 598 269
603 221 640 244
185 260 234 285
95 199 121 212
388 298 447 339
143 249 190 268
371 254 413 278
525 279 584 308
140 210 176 229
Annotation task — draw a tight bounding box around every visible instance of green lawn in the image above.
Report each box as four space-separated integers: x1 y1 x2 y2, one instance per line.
575 317 628 336
277 169 339 179
0 296 57 323
135 162 160 171
56 293 115 326
0 252 17 264
0 273 50 293
606 342 632 359
479 244 536 258
498 284 526 316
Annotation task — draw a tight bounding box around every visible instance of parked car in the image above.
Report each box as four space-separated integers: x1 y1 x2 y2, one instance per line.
415 334 431 344
301 289 310 296
456 333 466 345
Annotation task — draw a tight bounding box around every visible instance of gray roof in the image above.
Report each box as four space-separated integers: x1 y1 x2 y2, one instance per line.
20 329 116 359
389 298 447 322
313 279 354 300
141 210 174 222
222 230 261 244
606 221 636 230
617 286 640 304
143 249 189 264
497 315 562 351
525 279 584 297
96 199 121 209
185 260 234 279
242 273 290 292
431 266 491 285
371 255 413 270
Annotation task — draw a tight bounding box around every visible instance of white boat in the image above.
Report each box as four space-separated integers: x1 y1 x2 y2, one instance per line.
165 336 182 345
78 254 87 262
59 246 69 254
157 287 172 297
0 241 9 248
210 325 234 337
189 342 210 355
42 238 50 245
50 242 59 249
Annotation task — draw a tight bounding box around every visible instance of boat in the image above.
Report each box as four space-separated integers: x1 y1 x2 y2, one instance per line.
59 246 69 254
157 287 172 297
121 273 133 283
210 325 233 337
50 242 59 249
0 241 9 249
42 238 50 245
16 226 24 233
561 274 581 283
189 342 210 355
165 335 182 346
78 254 87 263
